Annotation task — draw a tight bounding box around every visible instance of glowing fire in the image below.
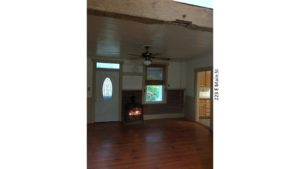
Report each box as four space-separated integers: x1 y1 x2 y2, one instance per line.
128 108 141 116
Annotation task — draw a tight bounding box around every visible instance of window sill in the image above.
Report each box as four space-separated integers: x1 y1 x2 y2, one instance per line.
143 101 167 105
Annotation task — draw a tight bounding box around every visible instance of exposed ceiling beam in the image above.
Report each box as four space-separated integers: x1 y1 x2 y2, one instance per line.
88 0 212 32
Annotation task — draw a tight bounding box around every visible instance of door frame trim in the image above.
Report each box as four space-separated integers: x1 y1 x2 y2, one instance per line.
92 59 123 122
194 67 213 131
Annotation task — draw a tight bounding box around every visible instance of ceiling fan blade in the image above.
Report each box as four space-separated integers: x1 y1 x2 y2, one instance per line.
152 56 171 60
128 54 141 57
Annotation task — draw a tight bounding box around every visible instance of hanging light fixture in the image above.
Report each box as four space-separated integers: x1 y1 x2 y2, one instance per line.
143 57 152 66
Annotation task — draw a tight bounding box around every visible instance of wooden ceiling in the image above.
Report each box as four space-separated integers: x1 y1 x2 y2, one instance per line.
87 14 212 60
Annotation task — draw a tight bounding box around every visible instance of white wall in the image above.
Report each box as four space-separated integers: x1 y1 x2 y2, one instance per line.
122 76 143 90
87 58 94 123
121 60 187 90
88 56 208 97
167 61 186 89
87 58 93 98
122 60 144 90
86 59 187 93
122 60 144 73
184 54 212 121
185 55 212 97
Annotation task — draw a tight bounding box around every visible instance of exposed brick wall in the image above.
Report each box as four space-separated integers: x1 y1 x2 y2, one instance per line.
122 89 184 116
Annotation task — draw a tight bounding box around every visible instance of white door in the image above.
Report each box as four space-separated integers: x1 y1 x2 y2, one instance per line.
95 70 120 122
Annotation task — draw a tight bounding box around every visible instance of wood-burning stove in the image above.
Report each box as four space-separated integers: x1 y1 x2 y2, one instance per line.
124 96 143 123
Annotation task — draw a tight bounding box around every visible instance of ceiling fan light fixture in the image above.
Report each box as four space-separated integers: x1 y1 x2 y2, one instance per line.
143 59 152 66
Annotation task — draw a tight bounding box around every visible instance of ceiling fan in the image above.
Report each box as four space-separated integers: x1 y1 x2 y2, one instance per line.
128 45 170 66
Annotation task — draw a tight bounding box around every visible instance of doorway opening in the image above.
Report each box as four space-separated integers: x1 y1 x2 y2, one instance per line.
195 68 212 129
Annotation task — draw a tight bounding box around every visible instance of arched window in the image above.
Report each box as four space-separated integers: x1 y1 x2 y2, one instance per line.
102 77 113 100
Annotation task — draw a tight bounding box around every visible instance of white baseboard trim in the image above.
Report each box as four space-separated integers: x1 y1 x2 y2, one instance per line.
144 113 184 120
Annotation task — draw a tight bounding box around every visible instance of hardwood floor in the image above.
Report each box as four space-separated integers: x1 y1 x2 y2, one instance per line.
88 119 212 169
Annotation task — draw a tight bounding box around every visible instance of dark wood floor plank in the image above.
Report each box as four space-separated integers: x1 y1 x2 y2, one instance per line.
88 119 212 169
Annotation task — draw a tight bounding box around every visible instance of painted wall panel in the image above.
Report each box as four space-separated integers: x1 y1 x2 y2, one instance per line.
185 55 212 97
184 54 212 121
122 76 143 90
87 58 93 98
122 60 143 73
167 61 186 89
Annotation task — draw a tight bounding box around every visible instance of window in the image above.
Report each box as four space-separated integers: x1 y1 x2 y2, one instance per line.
102 77 113 100
147 67 163 80
146 85 163 102
145 64 167 103
96 62 120 69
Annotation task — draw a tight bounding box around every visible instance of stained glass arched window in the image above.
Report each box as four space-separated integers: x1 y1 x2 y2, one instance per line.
102 77 113 100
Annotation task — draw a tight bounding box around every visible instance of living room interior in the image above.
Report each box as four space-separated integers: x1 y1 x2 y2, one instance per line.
87 0 213 168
